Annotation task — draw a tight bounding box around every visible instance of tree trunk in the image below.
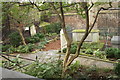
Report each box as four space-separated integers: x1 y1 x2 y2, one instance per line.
2 13 11 41
17 28 26 45
49 2 112 78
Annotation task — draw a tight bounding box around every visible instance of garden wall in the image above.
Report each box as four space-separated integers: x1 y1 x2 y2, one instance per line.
98 10 120 39
49 14 87 29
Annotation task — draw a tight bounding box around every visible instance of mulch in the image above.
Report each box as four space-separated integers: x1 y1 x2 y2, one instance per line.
43 39 61 51
43 39 112 51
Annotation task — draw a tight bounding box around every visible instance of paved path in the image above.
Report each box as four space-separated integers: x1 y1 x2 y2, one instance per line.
8 50 115 69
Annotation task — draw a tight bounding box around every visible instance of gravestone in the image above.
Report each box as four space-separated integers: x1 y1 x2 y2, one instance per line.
30 25 36 36
60 29 72 52
111 36 120 48
60 29 99 51
72 29 99 42
111 36 120 45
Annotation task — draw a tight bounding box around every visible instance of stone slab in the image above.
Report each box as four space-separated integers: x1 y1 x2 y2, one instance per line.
0 67 43 80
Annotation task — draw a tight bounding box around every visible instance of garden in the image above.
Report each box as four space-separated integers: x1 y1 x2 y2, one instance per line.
1 1 120 79
62 42 120 61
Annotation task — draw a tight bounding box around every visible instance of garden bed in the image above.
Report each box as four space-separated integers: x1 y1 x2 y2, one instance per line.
2 32 59 54
62 42 120 62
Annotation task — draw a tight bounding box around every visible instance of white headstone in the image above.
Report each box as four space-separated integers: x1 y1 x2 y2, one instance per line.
111 36 120 45
60 29 67 52
30 25 36 36
24 27 29 31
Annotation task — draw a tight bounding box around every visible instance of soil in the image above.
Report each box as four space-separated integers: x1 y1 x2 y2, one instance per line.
43 39 61 51
42 39 112 51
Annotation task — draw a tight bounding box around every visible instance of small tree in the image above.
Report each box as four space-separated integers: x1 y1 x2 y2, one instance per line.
50 2 113 77
28 1 113 77
8 3 34 45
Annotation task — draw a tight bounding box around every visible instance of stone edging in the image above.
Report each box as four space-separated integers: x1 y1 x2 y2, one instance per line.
59 53 117 64
78 54 117 64
57 53 115 69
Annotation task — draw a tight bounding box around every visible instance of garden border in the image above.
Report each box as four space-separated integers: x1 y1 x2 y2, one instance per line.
58 53 116 69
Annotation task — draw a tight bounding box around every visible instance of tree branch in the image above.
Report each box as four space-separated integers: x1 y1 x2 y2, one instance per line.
50 2 62 22
1 54 23 69
66 3 90 67
88 2 113 33
1 54 35 61
88 2 94 11
29 1 78 12
88 7 103 33
29 0 43 11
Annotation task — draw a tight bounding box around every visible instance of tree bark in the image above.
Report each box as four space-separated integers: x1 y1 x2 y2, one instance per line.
17 28 27 45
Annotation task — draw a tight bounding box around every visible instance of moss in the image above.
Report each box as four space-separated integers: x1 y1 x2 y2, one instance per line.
39 22 50 27
72 29 99 33
52 13 77 16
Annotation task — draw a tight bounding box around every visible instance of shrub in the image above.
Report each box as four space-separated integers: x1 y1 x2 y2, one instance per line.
62 42 104 54
114 61 120 76
45 33 57 37
7 46 17 53
2 44 11 52
63 44 77 54
69 61 80 73
2 54 23 69
91 42 104 50
85 49 93 55
6 43 36 53
105 48 120 59
37 41 48 49
24 59 62 78
105 48 116 58
44 22 61 34
63 48 67 53
114 49 120 59
26 33 44 43
16 43 36 53
17 45 29 53
81 42 91 49
34 33 44 38
9 32 22 47
94 50 106 59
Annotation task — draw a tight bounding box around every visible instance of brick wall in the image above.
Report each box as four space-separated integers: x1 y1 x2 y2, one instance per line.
49 14 86 29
